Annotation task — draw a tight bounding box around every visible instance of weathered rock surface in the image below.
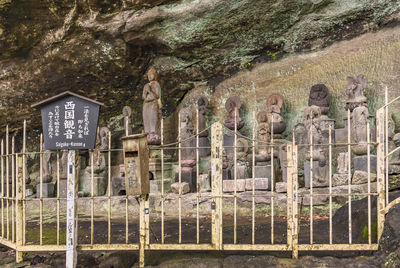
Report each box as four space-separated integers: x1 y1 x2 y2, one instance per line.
1 0 400 136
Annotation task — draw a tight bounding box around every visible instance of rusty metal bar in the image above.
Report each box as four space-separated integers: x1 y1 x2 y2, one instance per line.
196 108 200 244
233 109 237 244
328 125 332 245
11 136 14 242
56 151 60 246
108 131 111 244
16 154 23 263
1 139 3 239
385 88 389 205
286 144 293 255
376 108 385 240
211 122 223 250
271 115 274 245
124 120 129 244
6 126 9 241
367 122 371 244
251 111 255 245
39 134 43 246
309 118 313 245
347 109 352 244
178 112 182 244
161 117 165 244
292 143 299 259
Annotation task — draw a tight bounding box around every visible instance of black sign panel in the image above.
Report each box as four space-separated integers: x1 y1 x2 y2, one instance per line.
40 96 100 150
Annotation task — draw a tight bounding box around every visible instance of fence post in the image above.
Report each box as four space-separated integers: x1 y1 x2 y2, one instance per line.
66 150 78 268
211 122 223 250
286 144 293 255
376 108 386 241
15 154 23 263
292 145 298 259
139 194 149 268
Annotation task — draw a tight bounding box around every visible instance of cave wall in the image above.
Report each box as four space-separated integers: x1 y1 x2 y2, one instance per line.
0 0 400 143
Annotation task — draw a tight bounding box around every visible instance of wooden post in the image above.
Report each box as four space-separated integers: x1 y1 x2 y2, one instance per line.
292 145 298 259
139 194 149 268
66 150 78 268
15 154 23 263
286 144 293 254
376 108 386 241
211 122 223 250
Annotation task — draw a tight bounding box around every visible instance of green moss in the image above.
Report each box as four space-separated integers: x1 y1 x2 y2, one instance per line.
361 221 377 241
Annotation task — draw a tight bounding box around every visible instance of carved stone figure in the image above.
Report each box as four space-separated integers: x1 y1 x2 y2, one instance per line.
179 108 196 164
234 138 249 180
224 96 244 131
93 127 108 172
43 151 53 183
222 149 232 180
266 93 286 134
308 84 330 115
197 96 211 156
346 75 367 111
255 111 271 163
351 106 369 155
142 66 162 145
123 106 132 136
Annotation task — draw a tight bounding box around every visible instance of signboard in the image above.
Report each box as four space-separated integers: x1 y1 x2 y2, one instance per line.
32 91 103 150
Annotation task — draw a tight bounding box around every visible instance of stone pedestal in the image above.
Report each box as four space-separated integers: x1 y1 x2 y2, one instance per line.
150 157 173 191
36 183 55 198
150 178 173 194
112 177 125 196
79 167 107 196
198 174 210 192
223 179 246 192
244 178 273 191
58 179 67 198
332 173 348 186
353 155 377 173
175 167 196 192
231 164 248 180
199 158 211 174
171 182 190 194
275 182 287 193
304 161 329 188
199 137 211 157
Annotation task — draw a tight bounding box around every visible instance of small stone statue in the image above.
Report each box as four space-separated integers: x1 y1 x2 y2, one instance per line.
122 106 132 136
179 108 196 164
197 96 211 156
224 96 244 130
266 93 286 134
351 105 369 155
222 148 232 180
255 111 271 162
43 151 52 183
142 66 162 145
308 84 330 115
94 127 108 171
346 75 368 111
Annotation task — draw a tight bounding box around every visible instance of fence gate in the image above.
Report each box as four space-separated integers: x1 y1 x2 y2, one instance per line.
0 93 400 267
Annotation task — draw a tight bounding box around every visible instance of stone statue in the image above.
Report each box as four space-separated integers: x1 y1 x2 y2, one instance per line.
93 127 108 171
266 93 286 134
142 66 162 145
197 96 211 156
235 138 249 180
222 148 232 180
43 151 52 183
346 75 367 111
122 106 132 136
179 108 196 163
308 84 330 115
255 111 271 162
224 96 244 130
351 106 369 155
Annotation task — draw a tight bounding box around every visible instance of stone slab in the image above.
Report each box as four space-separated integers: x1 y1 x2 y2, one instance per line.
332 173 348 186
304 161 329 188
353 155 377 173
175 167 196 192
223 179 246 192
171 182 190 195
245 178 272 191
352 170 377 185
36 183 55 198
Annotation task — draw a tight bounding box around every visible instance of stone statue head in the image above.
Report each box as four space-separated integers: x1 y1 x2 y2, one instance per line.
346 75 367 99
304 105 322 121
225 96 241 115
147 66 158 81
256 111 269 124
122 106 132 118
266 93 283 114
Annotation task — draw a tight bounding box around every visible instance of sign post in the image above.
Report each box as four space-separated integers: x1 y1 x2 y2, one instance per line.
32 91 103 268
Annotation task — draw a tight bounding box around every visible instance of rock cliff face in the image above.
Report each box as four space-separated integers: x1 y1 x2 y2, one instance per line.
0 0 399 134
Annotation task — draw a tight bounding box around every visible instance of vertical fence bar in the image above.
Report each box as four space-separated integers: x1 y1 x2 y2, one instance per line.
233 109 237 244
6 126 9 241
161 118 165 244
328 125 332 245
286 144 293 254
66 150 78 268
178 113 182 244
309 118 313 245
108 131 111 244
270 116 274 245
124 120 129 244
16 154 23 262
196 108 200 244
11 136 14 242
39 134 43 245
385 88 389 205
376 108 385 240
292 143 299 259
1 139 3 239
211 122 223 250
347 109 352 244
367 122 371 244
251 111 255 245
56 152 60 246
22 120 26 246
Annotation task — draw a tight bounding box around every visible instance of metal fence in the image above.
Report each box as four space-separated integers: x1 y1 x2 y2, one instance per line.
0 93 399 267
